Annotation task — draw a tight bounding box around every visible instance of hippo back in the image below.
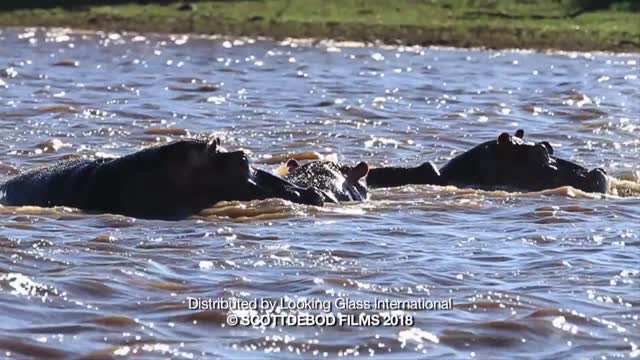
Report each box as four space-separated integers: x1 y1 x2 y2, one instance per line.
0 158 104 208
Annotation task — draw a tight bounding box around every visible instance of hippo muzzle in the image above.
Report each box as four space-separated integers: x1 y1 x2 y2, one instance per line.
582 168 609 194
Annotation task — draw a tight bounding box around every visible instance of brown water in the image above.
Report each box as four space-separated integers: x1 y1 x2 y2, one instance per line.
1 27 639 359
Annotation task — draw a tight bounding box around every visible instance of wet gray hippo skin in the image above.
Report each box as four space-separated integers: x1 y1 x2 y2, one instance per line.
438 130 609 193
284 160 369 203
0 139 324 220
366 162 442 188
365 130 608 193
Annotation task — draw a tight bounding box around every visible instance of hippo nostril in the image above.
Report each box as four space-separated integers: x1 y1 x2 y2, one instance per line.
228 151 247 162
584 168 609 193
515 129 524 139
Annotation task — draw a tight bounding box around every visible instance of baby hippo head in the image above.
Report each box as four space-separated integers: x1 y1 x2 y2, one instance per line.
285 160 370 203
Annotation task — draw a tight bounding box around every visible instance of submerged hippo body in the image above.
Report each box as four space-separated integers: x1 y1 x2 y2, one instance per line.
439 130 609 193
0 139 324 219
284 160 370 203
362 130 608 194
366 162 442 188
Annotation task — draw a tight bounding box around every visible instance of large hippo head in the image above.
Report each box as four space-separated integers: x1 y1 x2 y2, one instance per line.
0 139 324 219
439 130 609 193
105 139 327 218
284 160 370 203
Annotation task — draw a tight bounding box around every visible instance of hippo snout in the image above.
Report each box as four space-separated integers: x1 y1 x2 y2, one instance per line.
300 188 326 206
414 161 442 185
582 168 609 194
227 150 249 164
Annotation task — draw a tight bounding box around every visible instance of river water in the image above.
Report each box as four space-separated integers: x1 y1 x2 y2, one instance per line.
0 27 639 359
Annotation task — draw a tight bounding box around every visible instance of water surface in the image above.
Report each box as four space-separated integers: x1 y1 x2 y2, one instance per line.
0 27 639 359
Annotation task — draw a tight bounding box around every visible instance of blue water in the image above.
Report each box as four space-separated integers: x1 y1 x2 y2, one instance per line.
0 27 639 359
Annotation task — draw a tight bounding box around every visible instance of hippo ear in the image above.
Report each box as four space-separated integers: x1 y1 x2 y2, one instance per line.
498 132 511 145
346 162 369 184
540 141 554 155
515 129 524 139
286 159 300 172
206 139 217 156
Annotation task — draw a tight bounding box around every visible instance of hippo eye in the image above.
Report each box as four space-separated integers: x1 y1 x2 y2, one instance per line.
497 132 511 145
186 146 210 167
211 153 229 169
530 144 550 165
211 151 248 172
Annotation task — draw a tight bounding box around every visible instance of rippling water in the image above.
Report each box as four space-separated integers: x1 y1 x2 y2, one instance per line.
0 27 639 359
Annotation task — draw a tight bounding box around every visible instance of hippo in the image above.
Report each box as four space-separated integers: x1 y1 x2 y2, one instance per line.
438 130 609 193
0 139 324 220
366 161 442 188
365 130 609 193
284 160 370 203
